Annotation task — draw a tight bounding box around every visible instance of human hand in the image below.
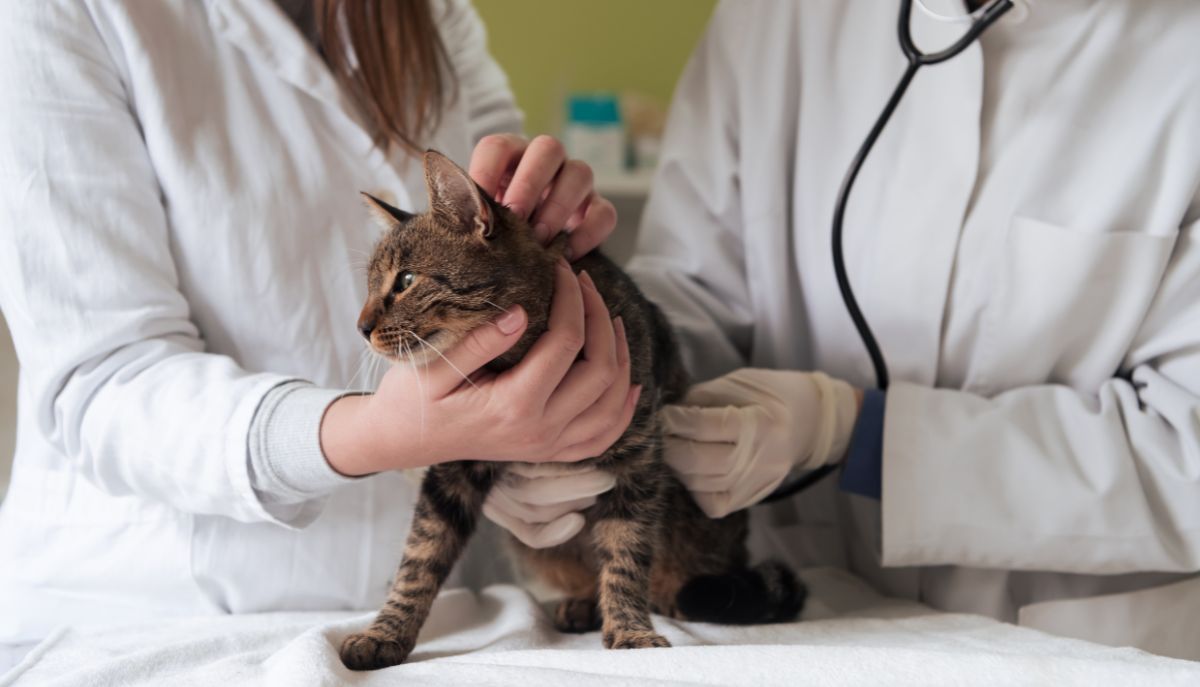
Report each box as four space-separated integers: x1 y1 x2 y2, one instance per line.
661 369 860 518
482 462 616 548
321 260 639 476
468 134 617 260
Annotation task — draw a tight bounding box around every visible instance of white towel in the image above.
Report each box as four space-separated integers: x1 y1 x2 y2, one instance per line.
5 569 1198 686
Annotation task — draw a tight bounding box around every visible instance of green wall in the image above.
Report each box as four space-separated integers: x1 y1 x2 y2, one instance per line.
473 0 717 136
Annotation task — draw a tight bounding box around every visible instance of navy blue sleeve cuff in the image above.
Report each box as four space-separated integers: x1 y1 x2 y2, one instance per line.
839 388 886 500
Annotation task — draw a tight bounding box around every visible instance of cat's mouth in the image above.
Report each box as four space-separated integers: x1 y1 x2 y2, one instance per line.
373 328 453 365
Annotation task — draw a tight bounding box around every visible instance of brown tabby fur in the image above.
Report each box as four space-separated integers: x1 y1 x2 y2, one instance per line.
338 151 802 671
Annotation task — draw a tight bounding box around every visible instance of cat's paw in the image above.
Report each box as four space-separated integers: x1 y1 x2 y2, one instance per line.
603 629 671 650
554 598 601 633
339 631 413 671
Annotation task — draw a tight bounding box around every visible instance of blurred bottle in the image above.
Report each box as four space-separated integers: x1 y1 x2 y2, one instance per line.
563 93 625 177
620 92 666 173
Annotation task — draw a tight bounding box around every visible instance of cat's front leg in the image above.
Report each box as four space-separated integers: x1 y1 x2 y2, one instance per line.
340 463 492 671
591 462 671 650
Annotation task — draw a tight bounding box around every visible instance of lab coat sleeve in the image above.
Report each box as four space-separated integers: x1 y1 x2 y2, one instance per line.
0 2 303 526
439 0 524 141
883 214 1200 574
625 1 754 382
247 383 360 526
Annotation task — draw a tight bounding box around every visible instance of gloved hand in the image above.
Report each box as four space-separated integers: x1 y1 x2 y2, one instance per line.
661 369 860 518
483 463 616 548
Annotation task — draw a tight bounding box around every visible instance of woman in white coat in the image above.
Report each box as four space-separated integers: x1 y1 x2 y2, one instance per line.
0 0 628 644
503 0 1200 660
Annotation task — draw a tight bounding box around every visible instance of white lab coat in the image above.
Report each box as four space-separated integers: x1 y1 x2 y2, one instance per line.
627 0 1200 659
0 0 520 642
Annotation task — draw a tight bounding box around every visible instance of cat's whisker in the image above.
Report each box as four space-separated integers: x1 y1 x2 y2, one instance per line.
377 348 389 381
343 345 373 394
409 331 478 390
345 249 373 272
366 349 385 390
419 354 432 432
478 300 516 333
480 299 508 315
402 338 427 439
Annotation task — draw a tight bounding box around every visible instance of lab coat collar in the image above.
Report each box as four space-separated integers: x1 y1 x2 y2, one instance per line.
207 0 350 113
206 0 400 187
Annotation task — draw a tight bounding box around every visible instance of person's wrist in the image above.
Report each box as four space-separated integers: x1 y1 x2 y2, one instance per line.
847 387 865 458
320 394 387 477
820 374 861 465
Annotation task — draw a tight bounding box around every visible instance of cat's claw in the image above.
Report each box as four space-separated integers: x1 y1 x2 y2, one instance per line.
339 631 413 671
603 629 672 650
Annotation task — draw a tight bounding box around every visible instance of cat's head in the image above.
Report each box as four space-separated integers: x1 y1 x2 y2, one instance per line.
357 150 559 367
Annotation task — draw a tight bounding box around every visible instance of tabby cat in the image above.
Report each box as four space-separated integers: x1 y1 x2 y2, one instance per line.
339 151 804 671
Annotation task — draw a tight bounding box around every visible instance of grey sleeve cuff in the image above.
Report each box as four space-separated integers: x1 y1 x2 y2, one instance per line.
248 381 361 524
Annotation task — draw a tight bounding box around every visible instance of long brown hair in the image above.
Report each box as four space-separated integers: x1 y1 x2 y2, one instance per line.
316 0 456 153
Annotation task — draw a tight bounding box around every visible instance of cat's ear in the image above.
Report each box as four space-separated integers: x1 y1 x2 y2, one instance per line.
423 150 494 240
361 192 414 228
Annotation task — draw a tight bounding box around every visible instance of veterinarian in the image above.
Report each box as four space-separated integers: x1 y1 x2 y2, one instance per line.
504 0 1200 660
0 0 628 644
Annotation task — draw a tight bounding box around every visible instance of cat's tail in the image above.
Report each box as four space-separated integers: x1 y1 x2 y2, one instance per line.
674 560 805 625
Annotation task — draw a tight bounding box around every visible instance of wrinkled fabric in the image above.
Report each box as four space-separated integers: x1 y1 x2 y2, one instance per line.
7 572 1200 686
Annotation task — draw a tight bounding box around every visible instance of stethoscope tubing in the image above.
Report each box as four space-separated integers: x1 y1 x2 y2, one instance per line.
761 0 1014 504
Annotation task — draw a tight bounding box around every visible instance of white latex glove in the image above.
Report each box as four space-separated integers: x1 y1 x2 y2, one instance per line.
661 369 860 518
483 463 616 548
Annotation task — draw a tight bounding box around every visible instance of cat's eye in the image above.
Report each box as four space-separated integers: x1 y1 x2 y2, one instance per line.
393 271 416 294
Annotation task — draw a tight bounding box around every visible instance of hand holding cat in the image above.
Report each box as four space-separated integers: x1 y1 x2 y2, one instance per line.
321 259 640 476
482 462 617 548
469 134 617 260
661 369 861 518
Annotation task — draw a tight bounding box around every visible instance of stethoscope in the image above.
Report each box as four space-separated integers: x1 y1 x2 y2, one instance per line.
762 0 1017 503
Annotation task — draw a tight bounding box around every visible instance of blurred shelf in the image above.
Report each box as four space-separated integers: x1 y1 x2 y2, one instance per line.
595 169 655 197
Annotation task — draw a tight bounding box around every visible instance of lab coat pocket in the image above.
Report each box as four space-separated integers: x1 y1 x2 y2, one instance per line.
976 217 1174 393
1018 574 1200 661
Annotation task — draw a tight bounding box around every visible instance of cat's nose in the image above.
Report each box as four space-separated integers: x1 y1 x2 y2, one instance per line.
358 301 380 342
358 318 376 341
